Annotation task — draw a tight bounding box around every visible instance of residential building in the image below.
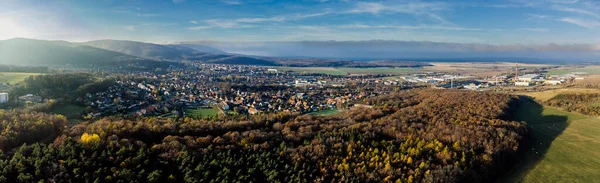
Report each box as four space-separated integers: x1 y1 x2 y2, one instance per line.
18 94 42 103
0 93 8 103
515 82 531 86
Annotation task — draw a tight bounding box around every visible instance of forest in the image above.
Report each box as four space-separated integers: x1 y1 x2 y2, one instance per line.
545 93 600 116
0 89 528 182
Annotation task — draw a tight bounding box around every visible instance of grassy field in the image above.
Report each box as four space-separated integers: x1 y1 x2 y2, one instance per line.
280 67 420 75
279 67 348 76
309 109 340 116
501 91 600 182
0 72 41 84
547 66 600 76
518 88 600 102
186 108 219 118
337 67 418 75
50 104 85 124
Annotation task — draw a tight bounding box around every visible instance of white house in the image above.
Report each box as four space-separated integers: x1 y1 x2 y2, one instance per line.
518 74 540 82
545 80 562 85
515 82 531 86
0 93 8 103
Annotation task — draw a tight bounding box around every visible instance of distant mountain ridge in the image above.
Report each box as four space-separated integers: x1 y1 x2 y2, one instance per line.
0 38 433 68
0 38 154 67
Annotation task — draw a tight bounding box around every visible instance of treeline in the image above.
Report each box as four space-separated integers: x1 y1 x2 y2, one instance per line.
0 110 67 151
0 64 49 73
9 73 117 101
0 89 528 182
545 93 600 116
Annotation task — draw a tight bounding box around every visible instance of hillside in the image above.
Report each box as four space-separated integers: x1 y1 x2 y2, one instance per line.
0 38 166 69
83 40 203 61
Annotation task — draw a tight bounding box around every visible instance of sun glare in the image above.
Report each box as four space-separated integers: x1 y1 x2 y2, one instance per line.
0 17 31 40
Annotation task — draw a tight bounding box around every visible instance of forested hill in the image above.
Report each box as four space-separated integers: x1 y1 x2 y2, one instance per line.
0 89 528 182
82 40 218 61
0 38 169 69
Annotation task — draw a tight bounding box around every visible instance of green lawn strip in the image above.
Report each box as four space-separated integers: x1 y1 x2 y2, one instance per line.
501 100 600 182
0 72 41 84
185 108 218 118
336 67 419 75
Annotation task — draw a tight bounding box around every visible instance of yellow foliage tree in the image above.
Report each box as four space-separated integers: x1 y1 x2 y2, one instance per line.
80 133 101 146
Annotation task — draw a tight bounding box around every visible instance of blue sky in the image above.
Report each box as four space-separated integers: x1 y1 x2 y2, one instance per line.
1 0 600 45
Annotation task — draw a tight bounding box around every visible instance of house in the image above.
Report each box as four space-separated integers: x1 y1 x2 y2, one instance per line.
0 93 7 103
248 108 260 115
515 82 531 86
545 80 562 85
517 74 540 82
18 94 42 103
267 69 278 73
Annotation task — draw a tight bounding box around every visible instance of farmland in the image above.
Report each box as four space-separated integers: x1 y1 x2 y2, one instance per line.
185 108 219 119
546 66 600 76
278 67 348 75
502 90 600 182
0 72 41 84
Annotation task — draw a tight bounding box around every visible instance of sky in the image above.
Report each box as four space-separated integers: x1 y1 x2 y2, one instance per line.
1 0 600 45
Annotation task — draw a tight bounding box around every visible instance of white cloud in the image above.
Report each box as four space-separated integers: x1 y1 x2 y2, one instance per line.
558 17 600 28
527 14 551 20
347 1 451 24
517 28 550 32
188 26 212 30
553 6 600 18
221 0 242 5
188 11 330 30
190 20 198 24
124 26 136 31
335 24 482 31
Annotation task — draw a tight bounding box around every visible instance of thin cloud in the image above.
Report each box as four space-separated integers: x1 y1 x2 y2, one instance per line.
347 1 451 24
558 17 600 28
553 6 600 18
221 0 242 5
124 26 136 31
188 26 212 30
189 20 198 24
188 11 330 30
517 28 550 32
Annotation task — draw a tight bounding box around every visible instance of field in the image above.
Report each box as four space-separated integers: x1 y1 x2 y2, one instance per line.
547 66 600 76
0 72 41 84
278 67 348 75
424 62 547 77
336 67 418 75
309 109 340 116
502 90 600 182
185 108 219 118
518 88 600 102
50 104 85 124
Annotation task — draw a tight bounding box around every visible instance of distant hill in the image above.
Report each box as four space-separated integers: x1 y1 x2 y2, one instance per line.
206 56 279 66
83 40 199 61
0 38 162 68
177 44 227 54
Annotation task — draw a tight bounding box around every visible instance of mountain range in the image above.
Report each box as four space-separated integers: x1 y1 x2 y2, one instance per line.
0 38 432 68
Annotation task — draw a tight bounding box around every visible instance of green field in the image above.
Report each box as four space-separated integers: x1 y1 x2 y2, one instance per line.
50 104 85 124
547 67 600 76
337 67 418 75
186 108 219 118
501 99 600 182
280 67 420 75
309 109 340 116
279 67 348 76
0 72 41 84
